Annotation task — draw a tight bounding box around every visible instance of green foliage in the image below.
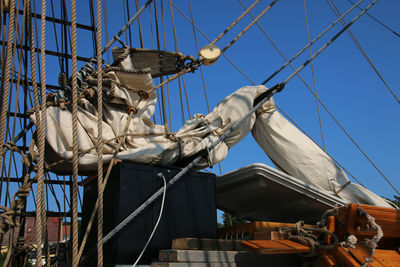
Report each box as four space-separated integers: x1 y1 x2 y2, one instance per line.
385 195 400 207
221 212 247 227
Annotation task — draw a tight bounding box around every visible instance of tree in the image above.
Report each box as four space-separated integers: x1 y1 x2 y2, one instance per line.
221 212 247 227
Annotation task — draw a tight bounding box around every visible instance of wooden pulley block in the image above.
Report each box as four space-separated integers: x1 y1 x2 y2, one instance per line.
200 44 221 65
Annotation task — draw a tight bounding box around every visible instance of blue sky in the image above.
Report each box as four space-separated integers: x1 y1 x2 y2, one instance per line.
2 0 399 215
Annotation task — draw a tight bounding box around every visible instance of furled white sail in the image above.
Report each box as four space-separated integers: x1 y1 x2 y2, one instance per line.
30 53 265 173
31 51 392 208
251 97 392 208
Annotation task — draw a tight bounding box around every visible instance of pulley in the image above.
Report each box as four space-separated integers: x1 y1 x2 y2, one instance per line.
199 44 221 66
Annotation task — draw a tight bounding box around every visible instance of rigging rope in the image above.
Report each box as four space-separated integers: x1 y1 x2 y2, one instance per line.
303 0 326 151
37 0 50 264
261 0 364 85
95 0 104 265
327 0 400 106
220 0 278 56
346 0 400 38
101 0 153 55
98 1 381 246
172 0 365 186
78 110 135 264
0 0 16 183
210 0 261 46
70 0 79 265
326 0 400 194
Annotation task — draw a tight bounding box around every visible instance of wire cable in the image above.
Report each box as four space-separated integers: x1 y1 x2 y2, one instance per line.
132 172 167 267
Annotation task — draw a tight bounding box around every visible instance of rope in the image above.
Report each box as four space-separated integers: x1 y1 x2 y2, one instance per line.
1 122 34 157
261 0 364 85
135 0 145 48
98 1 379 244
346 0 400 38
279 221 339 257
70 0 79 265
78 111 135 264
327 0 400 106
100 82 284 246
101 0 154 55
357 206 383 266
132 172 167 267
303 0 325 151
0 0 16 182
37 0 50 264
95 0 104 264
210 0 261 45
26 0 46 264
282 0 378 86
326 0 400 195
220 0 278 55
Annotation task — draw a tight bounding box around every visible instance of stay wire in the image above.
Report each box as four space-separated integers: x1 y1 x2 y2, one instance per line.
101 0 153 55
237 0 369 187
261 0 364 85
281 0 378 86
303 0 326 151
326 0 400 106
172 0 360 184
346 0 400 38
210 0 261 45
99 0 376 242
326 0 400 194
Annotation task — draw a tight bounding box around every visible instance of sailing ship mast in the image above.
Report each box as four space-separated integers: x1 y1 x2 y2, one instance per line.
0 0 399 266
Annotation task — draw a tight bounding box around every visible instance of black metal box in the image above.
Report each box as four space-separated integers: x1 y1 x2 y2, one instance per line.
81 161 217 265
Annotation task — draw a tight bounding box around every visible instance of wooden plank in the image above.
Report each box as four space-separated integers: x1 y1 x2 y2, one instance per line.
316 249 336 267
159 249 276 263
334 247 361 267
151 262 290 267
348 244 376 266
371 250 400 267
156 250 301 266
326 216 335 245
241 240 310 254
171 238 246 251
218 221 302 240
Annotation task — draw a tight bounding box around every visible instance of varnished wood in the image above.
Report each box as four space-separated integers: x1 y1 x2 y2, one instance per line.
241 240 311 254
171 238 246 251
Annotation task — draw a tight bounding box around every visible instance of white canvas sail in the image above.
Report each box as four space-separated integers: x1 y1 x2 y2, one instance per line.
30 51 392 208
251 97 392 208
30 53 265 173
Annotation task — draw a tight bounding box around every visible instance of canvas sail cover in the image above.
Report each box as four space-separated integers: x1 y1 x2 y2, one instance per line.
251 97 392 208
30 53 265 173
30 51 391 208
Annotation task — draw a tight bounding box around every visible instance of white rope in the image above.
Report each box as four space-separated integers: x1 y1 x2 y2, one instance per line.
132 172 167 267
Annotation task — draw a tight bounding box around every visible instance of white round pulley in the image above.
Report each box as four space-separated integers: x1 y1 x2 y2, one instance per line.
199 44 221 66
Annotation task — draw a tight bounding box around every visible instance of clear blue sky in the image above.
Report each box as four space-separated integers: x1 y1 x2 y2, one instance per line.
7 0 399 212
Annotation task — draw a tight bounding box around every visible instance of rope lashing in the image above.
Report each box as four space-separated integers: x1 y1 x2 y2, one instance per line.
1 121 34 157
77 110 135 264
357 206 383 266
99 81 285 247
261 0 365 85
279 221 339 252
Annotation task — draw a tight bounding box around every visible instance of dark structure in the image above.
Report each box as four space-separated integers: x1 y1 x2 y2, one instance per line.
81 161 217 265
